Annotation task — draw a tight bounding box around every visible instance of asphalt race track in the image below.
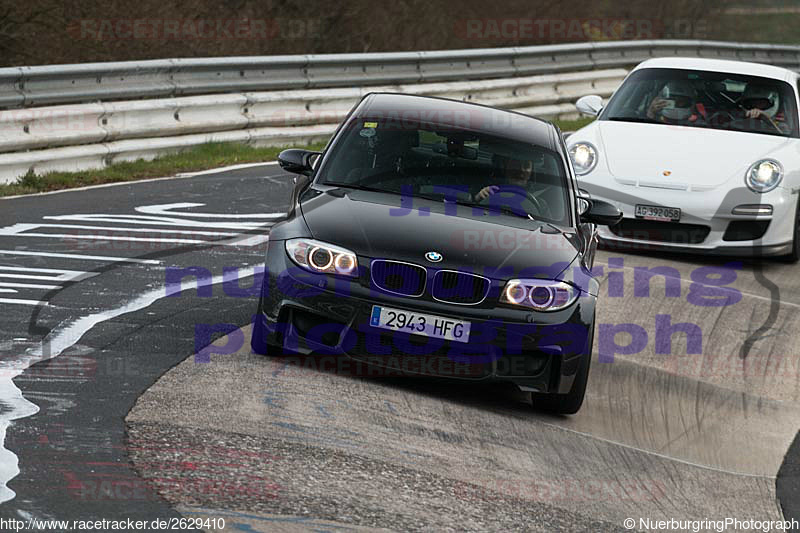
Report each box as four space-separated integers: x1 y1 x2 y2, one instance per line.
0 163 798 532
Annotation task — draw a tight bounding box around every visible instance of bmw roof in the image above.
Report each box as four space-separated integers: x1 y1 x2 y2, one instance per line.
351 92 560 151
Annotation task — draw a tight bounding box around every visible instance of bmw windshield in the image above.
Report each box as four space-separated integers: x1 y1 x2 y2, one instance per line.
317 117 572 226
601 67 799 138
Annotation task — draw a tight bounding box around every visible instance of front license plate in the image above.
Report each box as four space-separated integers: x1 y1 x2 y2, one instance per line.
369 305 471 343
635 204 681 222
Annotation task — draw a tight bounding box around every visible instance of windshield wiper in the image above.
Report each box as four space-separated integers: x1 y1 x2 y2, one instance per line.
445 198 535 221
323 182 396 195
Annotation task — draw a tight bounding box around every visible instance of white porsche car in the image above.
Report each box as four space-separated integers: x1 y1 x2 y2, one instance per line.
567 57 800 261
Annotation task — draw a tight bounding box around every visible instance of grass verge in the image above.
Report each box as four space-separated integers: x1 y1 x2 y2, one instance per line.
0 142 327 197
556 116 595 133
0 117 594 198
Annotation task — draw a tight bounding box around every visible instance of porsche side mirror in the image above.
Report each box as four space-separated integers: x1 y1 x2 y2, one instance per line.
576 95 603 117
278 149 321 176
577 197 591 216
579 197 622 226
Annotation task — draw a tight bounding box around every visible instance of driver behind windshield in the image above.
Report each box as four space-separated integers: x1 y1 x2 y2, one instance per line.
474 155 533 201
740 84 790 134
646 81 706 124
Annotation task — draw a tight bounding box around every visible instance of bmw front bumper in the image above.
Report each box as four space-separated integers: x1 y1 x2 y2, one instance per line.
254 240 596 395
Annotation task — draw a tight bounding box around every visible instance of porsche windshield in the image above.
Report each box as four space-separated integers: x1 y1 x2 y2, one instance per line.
601 67 799 137
317 119 571 225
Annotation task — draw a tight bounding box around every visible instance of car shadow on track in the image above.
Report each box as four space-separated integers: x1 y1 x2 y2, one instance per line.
277 348 570 420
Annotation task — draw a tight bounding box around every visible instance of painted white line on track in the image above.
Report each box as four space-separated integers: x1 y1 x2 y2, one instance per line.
0 382 36 502
33 265 257 358
0 289 16 294
0 271 93 282
0 273 77 282
174 161 279 177
0 250 162 264
0 266 88 275
44 214 269 230
0 282 61 290
24 224 241 237
135 202 285 219
0 298 50 306
3 233 210 245
225 234 271 247
0 265 260 503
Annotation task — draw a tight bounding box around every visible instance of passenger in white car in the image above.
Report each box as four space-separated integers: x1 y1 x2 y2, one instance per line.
646 81 707 124
740 84 791 134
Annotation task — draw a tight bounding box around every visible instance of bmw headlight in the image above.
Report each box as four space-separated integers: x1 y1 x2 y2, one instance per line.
285 238 358 277
568 142 598 176
746 159 783 193
500 279 579 311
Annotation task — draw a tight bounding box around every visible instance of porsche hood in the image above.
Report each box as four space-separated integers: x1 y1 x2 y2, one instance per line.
595 121 792 190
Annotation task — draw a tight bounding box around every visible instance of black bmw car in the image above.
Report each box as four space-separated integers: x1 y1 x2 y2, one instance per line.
252 93 621 414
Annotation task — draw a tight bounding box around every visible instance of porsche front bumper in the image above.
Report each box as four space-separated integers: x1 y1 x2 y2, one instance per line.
581 182 797 257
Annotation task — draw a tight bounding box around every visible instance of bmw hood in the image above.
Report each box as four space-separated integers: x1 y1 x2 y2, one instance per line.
299 187 580 281
594 121 792 190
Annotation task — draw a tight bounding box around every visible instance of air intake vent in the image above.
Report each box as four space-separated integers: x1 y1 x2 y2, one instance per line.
723 220 770 241
609 219 710 245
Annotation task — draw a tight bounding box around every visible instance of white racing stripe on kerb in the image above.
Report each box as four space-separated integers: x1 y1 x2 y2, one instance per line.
0 266 259 503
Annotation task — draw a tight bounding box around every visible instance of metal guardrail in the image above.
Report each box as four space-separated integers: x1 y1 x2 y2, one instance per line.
0 68 627 183
2 39 800 184
4 40 800 109
0 69 626 154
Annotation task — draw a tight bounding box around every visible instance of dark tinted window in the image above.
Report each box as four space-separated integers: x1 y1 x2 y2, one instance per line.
318 117 571 225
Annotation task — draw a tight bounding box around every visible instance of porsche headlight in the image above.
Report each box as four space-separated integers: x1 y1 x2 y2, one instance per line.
568 142 598 176
746 159 783 193
285 238 358 277
500 279 579 311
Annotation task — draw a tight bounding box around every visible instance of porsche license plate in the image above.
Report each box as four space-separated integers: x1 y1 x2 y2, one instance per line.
635 204 681 222
369 305 471 343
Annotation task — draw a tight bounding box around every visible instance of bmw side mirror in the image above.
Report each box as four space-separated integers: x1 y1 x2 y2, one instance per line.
278 149 321 176
579 197 622 226
575 95 603 117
